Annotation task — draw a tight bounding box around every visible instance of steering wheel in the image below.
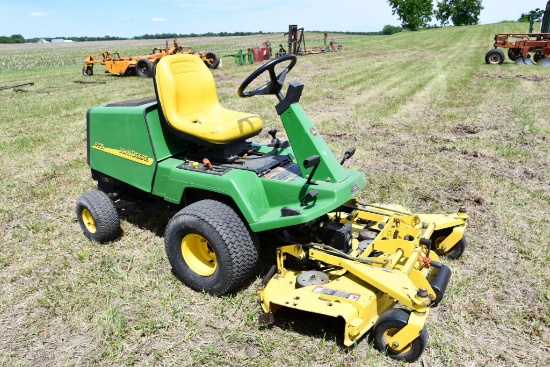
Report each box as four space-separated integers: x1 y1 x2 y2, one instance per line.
237 54 297 99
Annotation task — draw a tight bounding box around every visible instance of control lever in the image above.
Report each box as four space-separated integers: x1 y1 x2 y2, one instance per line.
267 129 290 149
303 155 320 185
340 147 356 166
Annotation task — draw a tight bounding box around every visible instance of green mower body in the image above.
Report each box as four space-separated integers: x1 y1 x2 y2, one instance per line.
77 54 468 362
86 90 365 232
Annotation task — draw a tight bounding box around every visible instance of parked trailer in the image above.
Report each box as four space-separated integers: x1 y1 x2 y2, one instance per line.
82 39 220 77
485 1 550 66
485 33 550 65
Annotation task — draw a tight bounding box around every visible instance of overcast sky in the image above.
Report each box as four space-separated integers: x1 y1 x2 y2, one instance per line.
0 0 546 38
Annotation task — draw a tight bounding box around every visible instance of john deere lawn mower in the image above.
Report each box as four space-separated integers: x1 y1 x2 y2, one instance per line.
76 54 468 361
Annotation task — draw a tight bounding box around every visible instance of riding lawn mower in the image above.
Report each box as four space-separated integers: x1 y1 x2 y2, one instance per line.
76 54 468 362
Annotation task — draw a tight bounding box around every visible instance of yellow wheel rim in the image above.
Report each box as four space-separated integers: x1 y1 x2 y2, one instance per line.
383 327 413 353
181 234 217 276
81 208 97 233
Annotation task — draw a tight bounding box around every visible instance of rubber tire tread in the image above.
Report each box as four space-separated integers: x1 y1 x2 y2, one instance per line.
205 52 220 69
164 199 259 295
485 49 505 65
136 58 154 78
76 190 120 243
373 308 428 362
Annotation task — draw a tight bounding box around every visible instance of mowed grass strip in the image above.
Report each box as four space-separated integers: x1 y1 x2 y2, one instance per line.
1 23 549 366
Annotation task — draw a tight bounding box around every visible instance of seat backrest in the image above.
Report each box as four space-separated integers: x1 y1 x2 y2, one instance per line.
154 54 263 146
155 54 220 130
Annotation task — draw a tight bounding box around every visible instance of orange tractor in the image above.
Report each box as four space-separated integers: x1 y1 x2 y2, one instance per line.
82 39 220 77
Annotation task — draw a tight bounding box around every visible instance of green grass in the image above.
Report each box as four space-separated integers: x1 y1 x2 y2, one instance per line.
1 23 549 366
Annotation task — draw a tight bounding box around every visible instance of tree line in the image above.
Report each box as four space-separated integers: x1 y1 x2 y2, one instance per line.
388 0 547 30
0 34 25 43
388 0 484 30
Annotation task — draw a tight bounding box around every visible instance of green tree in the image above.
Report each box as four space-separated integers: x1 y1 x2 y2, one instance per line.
518 8 544 22
381 24 403 35
387 0 434 30
435 0 483 26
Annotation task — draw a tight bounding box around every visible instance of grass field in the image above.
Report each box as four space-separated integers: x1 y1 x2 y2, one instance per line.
1 23 549 367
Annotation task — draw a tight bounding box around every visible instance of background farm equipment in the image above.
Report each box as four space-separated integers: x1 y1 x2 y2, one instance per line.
225 42 272 66
276 25 343 57
485 1 550 65
224 49 254 66
82 39 220 77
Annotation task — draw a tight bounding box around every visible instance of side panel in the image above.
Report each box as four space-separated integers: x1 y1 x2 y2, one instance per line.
145 105 188 161
152 158 365 232
88 105 156 192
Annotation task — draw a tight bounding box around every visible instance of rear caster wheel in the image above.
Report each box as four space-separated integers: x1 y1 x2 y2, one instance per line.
76 190 120 243
373 308 428 362
164 200 259 295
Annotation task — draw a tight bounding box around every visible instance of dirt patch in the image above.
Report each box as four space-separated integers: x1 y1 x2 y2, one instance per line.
476 72 548 82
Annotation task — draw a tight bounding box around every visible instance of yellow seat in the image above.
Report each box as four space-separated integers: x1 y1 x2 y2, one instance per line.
154 54 263 145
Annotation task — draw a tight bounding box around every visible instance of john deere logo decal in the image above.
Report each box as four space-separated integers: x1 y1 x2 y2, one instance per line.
93 142 153 166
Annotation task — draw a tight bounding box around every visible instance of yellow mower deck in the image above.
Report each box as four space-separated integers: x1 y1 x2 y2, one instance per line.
259 200 468 355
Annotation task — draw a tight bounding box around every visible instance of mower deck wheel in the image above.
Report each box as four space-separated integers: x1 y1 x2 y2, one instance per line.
433 232 467 259
373 308 428 362
76 190 120 243
164 199 260 295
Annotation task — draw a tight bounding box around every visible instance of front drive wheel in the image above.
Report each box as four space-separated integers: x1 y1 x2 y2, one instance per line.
373 308 428 362
76 190 120 243
164 200 260 295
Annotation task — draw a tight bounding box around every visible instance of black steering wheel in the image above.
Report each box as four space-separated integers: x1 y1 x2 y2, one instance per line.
237 54 297 99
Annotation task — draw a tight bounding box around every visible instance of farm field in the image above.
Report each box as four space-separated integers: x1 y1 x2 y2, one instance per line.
1 23 549 366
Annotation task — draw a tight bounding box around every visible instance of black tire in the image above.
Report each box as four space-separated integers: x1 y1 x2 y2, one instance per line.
83 66 93 76
433 230 467 259
76 190 120 243
136 58 154 78
164 199 260 295
373 308 428 362
204 51 220 69
507 48 521 61
534 52 544 63
485 49 505 65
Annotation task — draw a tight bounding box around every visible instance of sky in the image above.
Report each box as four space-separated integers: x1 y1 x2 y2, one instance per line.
0 0 546 39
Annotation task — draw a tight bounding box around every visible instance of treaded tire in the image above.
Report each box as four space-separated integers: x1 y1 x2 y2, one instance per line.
204 51 220 69
508 48 521 61
76 190 120 243
164 199 260 295
485 49 505 65
136 58 154 78
373 308 428 362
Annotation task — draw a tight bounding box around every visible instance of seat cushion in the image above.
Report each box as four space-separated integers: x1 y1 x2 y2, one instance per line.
155 54 263 145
